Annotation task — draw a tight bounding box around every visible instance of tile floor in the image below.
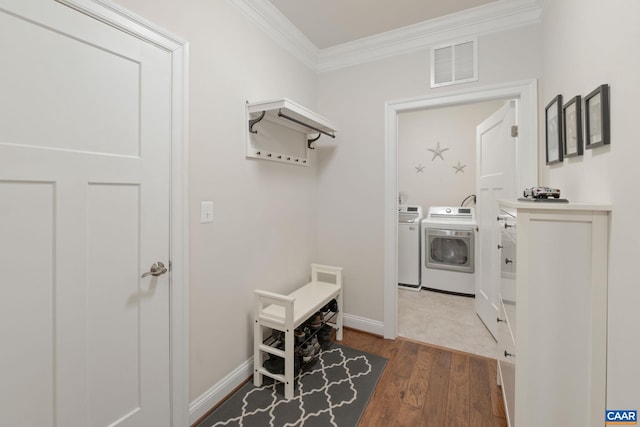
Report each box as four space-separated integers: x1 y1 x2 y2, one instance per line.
398 287 497 359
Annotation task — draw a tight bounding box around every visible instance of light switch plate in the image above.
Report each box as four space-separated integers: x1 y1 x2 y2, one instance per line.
200 201 213 223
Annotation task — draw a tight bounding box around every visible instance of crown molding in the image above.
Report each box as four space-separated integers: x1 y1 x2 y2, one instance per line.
227 0 543 74
225 0 318 70
318 0 543 72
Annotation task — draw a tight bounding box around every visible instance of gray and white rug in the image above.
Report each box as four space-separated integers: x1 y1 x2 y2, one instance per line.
197 344 387 427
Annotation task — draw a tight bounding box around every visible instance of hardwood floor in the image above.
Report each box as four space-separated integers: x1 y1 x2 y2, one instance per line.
341 328 508 427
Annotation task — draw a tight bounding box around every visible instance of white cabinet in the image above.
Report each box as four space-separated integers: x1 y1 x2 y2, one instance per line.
497 200 610 427
497 207 517 426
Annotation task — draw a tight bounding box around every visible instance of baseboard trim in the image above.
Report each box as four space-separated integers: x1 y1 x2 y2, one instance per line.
188 312 384 424
188 357 253 425
342 313 385 336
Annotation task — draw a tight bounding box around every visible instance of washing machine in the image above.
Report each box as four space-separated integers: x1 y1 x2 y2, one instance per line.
421 206 476 296
398 205 423 290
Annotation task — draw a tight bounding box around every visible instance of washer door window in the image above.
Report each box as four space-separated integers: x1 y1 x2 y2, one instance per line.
426 228 474 273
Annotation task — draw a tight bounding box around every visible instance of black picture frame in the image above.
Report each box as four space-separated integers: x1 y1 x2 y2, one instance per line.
585 84 610 149
545 95 563 165
563 95 583 157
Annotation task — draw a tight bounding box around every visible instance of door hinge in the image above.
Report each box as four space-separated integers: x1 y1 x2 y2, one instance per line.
511 125 519 138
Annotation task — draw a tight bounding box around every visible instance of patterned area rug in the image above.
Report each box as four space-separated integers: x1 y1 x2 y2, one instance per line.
197 344 387 427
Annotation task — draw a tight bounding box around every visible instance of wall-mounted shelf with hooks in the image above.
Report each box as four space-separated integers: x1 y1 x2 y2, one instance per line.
246 98 338 166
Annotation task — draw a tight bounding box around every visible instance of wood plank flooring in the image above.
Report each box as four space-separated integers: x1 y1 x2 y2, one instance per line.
341 328 507 427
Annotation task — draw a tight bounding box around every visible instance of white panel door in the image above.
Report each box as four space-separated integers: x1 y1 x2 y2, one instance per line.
0 1 172 426
475 100 517 340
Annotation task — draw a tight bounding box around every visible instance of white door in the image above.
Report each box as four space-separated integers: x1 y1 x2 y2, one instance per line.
0 1 173 426
475 100 517 339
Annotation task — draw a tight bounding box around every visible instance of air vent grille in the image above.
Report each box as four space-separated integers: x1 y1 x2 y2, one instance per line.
431 38 478 88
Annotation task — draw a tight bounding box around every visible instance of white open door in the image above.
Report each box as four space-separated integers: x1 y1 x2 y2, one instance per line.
475 100 517 340
0 1 175 425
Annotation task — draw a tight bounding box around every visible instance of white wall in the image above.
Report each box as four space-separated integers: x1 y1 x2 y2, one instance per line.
114 0 319 401
539 0 640 408
398 100 504 210
316 25 542 322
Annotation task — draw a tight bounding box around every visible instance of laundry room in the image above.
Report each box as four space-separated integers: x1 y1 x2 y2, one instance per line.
396 99 505 358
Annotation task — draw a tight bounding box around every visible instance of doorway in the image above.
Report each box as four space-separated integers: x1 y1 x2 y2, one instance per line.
396 99 506 357
384 80 538 340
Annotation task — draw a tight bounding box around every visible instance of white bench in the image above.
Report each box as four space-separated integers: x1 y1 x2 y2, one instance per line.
253 264 343 399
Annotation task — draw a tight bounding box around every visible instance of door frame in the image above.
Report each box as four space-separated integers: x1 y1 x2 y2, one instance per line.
383 79 538 339
55 1 190 425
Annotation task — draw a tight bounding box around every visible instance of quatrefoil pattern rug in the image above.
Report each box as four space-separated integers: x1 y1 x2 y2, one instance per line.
198 345 387 427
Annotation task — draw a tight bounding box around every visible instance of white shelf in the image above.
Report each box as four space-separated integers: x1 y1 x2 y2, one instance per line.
247 98 337 135
246 98 338 166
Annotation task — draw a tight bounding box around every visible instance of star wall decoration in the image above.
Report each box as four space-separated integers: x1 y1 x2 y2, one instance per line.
415 164 425 174
453 161 467 174
427 141 449 161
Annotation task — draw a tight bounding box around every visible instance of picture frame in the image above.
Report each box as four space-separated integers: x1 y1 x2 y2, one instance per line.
563 95 583 157
545 95 563 165
585 84 610 149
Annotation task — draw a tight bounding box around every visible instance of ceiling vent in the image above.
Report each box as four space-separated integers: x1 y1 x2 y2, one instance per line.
430 38 478 88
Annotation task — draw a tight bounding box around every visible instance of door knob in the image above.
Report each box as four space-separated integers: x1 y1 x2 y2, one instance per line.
141 261 168 278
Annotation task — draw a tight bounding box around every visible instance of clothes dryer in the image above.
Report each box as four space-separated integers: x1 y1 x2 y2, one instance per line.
421 207 476 295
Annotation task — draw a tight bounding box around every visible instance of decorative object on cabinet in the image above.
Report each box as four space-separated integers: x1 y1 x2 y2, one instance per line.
519 186 568 203
246 99 338 166
522 186 560 199
497 200 610 427
545 94 563 165
585 84 610 149
517 197 569 203
253 264 343 399
415 164 425 173
563 95 583 157
427 141 449 160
